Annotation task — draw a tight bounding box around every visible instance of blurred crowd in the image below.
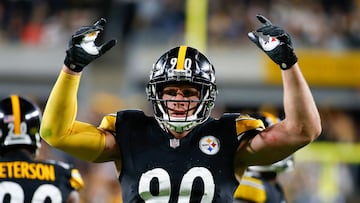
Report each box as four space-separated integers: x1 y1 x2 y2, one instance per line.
1 0 360 202
0 0 360 49
207 0 360 49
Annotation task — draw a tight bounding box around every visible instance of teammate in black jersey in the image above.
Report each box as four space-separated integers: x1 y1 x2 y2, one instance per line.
234 155 294 203
233 112 294 203
40 15 321 202
0 95 84 203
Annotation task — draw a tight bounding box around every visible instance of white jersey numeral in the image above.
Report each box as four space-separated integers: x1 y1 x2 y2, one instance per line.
0 181 62 203
138 167 215 202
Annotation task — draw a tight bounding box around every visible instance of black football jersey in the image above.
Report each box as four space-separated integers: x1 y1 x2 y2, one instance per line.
0 151 83 203
234 173 287 203
262 178 286 203
114 110 262 203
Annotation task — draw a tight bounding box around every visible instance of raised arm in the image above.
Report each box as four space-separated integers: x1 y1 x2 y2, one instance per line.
237 15 321 166
40 19 118 162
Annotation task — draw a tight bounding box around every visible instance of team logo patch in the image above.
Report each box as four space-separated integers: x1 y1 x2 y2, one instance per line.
199 136 220 155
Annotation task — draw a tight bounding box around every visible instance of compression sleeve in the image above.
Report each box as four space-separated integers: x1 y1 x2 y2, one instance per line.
40 70 106 161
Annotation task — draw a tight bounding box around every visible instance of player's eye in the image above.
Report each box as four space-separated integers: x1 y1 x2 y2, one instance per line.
162 88 199 97
163 89 178 96
181 89 199 97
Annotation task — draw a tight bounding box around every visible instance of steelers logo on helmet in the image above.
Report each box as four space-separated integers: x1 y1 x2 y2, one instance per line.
147 46 218 133
0 95 41 154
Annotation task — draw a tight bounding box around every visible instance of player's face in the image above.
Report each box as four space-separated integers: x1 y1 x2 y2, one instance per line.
161 84 200 118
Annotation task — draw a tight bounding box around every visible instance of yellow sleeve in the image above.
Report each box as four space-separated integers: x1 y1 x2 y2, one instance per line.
40 70 106 161
234 176 266 203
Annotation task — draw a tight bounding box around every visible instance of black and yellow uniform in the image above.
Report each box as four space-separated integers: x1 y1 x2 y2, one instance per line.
0 150 84 203
233 172 287 203
115 110 263 202
234 175 267 203
40 70 265 202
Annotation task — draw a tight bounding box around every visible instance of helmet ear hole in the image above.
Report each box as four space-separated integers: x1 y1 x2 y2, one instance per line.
147 46 217 133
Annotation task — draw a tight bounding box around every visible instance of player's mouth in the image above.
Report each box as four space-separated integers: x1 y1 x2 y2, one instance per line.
168 110 188 117
166 105 197 118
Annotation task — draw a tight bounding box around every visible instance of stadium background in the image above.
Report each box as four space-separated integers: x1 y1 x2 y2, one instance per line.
1 0 360 202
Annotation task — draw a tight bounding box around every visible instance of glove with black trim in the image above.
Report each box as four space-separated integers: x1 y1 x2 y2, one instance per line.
64 18 117 72
248 15 297 70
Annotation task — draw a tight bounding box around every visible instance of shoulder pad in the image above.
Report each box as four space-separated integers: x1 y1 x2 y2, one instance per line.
99 113 117 132
117 109 146 118
45 160 84 190
235 114 265 141
70 168 85 191
45 160 71 169
234 175 266 202
116 109 150 124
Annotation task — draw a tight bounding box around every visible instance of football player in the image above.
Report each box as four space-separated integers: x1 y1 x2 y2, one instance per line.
234 156 294 203
233 112 294 203
40 15 321 202
0 95 84 203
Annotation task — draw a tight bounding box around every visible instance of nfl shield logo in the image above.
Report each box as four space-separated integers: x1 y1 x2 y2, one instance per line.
169 138 180 149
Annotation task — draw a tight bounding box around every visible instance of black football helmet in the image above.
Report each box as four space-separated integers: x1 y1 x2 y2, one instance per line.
147 46 217 133
0 95 41 154
248 112 294 173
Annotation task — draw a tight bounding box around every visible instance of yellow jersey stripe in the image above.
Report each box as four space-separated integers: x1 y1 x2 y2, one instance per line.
234 176 266 202
176 46 187 70
10 95 21 134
